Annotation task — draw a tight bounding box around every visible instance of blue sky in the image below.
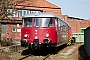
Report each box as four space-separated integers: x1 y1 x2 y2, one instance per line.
48 0 90 19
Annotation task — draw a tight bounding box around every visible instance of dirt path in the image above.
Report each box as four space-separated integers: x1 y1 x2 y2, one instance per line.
46 43 90 60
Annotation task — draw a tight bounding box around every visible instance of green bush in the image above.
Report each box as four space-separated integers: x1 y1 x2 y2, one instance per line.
0 40 14 47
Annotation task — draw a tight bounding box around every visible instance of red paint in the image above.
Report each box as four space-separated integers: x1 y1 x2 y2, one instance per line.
21 27 57 43
68 26 72 39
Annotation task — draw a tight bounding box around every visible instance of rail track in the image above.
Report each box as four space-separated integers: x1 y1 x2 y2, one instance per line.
18 54 51 60
18 54 33 60
17 43 80 60
42 54 50 60
13 43 82 60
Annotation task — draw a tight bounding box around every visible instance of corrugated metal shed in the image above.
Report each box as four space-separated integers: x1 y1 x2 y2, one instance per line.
84 26 90 57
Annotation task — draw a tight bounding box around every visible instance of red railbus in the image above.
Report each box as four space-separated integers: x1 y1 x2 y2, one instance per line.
21 12 72 49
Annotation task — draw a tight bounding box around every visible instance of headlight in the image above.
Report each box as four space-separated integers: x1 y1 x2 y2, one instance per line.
24 34 28 38
35 36 38 39
46 33 49 38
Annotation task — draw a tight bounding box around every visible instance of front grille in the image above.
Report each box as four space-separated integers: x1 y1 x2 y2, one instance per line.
43 39 49 44
33 39 39 46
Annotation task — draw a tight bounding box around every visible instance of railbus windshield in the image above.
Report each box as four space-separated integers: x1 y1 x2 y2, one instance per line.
23 17 55 27
24 18 32 27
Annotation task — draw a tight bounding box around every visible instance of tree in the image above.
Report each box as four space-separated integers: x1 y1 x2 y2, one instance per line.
0 0 25 40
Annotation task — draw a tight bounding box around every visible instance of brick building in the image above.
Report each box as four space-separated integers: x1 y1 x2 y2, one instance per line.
1 0 90 41
1 0 63 40
63 15 90 42
63 15 90 33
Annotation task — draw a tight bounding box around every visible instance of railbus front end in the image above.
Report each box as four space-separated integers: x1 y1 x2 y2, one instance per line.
21 17 58 49
20 12 69 49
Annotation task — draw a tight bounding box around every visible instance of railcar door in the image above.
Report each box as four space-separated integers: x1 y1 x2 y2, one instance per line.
55 18 60 46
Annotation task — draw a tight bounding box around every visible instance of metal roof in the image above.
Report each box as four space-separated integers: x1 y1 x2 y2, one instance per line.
22 12 57 18
22 12 69 26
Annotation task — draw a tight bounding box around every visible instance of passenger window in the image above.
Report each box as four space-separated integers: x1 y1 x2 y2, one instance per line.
58 19 60 27
54 18 58 27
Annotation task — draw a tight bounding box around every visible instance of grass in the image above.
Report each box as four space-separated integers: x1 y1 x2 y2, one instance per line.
11 52 24 59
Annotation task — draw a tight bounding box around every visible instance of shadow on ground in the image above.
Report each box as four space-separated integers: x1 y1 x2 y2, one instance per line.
21 44 67 56
78 45 90 60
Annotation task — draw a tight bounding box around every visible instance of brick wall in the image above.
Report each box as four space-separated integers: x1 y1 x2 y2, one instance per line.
6 24 22 40
68 20 81 33
81 20 90 28
63 15 90 33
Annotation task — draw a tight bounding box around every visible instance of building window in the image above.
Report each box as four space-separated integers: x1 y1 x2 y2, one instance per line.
7 9 42 17
27 10 30 14
24 11 26 15
17 29 21 32
15 11 18 17
1 24 6 34
12 28 16 32
19 11 22 17
81 28 86 33
7 9 12 14
12 11 18 17
7 10 11 13
31 11 41 13
11 11 15 17
7 9 18 17
81 29 84 33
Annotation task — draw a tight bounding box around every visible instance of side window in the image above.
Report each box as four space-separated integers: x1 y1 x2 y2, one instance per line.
62 21 65 32
63 22 65 32
54 18 58 27
58 19 60 27
65 23 68 32
60 20 63 26
60 21 63 31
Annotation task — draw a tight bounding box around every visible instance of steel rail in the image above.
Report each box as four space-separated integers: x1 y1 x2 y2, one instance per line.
19 54 33 60
42 54 50 60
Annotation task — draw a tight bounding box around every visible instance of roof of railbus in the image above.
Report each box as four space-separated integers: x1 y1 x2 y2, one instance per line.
22 12 70 26
22 12 57 18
